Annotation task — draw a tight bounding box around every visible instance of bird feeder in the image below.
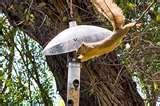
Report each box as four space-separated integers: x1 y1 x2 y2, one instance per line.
43 21 112 106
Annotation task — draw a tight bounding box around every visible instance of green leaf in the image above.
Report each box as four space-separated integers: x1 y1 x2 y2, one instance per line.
127 2 136 10
156 14 160 23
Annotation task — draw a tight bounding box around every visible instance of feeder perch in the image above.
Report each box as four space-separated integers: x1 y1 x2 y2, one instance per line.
43 21 112 106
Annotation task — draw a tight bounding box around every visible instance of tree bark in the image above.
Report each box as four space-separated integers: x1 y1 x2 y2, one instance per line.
0 0 144 105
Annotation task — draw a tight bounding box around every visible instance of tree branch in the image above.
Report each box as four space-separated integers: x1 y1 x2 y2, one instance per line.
136 0 156 23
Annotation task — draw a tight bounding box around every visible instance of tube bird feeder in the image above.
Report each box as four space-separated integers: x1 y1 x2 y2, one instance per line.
43 21 112 106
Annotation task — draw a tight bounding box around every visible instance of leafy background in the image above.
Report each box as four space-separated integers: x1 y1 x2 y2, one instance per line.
0 0 160 105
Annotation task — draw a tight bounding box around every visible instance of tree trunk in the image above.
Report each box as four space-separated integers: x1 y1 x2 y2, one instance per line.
0 0 144 105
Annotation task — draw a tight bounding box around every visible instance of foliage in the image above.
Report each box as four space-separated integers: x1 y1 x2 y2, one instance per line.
0 0 160 105
116 0 160 105
0 16 56 104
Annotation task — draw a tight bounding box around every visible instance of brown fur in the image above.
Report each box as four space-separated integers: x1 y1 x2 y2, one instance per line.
77 0 136 62
92 0 125 30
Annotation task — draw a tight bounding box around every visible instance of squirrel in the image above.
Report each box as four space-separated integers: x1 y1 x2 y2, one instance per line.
77 0 138 62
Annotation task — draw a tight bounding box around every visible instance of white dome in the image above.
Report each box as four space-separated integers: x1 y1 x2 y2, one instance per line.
43 25 112 55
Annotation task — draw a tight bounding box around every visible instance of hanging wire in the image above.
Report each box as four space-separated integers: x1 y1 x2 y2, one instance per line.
70 0 73 19
67 0 74 21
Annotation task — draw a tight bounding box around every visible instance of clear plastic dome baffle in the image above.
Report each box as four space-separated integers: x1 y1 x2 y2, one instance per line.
43 23 112 55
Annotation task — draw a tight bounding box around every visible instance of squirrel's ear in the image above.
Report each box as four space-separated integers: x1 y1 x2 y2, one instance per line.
77 43 88 54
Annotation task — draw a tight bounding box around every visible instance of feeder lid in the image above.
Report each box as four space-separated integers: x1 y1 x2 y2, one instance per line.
43 25 112 55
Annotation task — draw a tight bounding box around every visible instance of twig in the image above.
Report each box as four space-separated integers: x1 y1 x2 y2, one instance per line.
38 15 47 29
28 0 33 12
113 66 124 87
136 0 156 23
24 0 33 15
